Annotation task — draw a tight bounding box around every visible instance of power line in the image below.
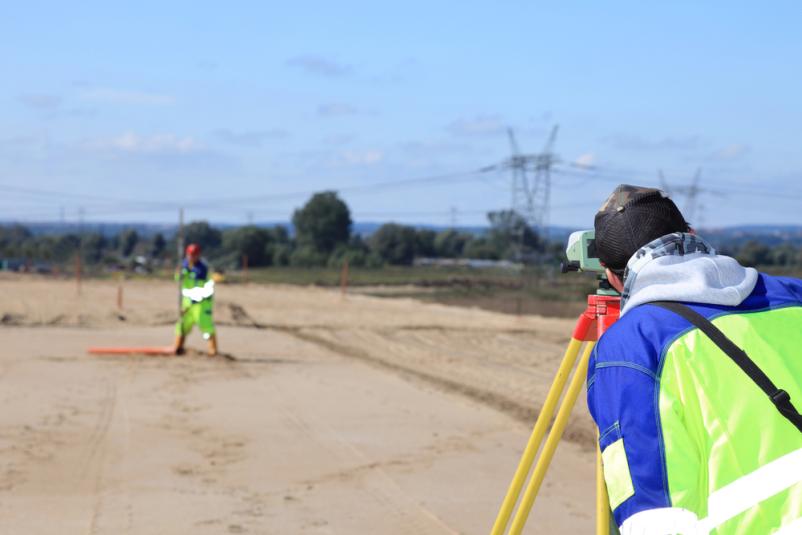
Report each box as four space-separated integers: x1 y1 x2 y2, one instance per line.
0 182 175 207
179 169 492 209
552 166 802 201
660 168 703 225
2 156 801 228
0 168 499 219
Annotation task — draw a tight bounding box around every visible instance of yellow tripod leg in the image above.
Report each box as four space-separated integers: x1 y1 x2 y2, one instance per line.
490 338 583 535
507 341 595 535
597 439 610 534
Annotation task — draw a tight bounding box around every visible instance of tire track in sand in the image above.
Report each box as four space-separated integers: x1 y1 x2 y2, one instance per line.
82 379 116 535
264 372 461 534
225 302 596 449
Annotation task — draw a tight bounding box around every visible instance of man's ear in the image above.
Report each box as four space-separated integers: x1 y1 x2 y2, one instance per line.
604 268 625 293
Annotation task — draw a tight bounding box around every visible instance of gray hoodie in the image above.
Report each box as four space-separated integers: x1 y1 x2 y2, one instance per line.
620 232 759 316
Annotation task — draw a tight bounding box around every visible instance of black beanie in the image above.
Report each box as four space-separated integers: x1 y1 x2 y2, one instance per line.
594 184 689 271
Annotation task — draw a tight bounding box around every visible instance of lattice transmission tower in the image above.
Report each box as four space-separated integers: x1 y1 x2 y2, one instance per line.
505 125 559 245
659 167 704 228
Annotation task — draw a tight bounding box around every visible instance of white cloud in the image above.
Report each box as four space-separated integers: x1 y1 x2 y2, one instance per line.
80 88 175 105
0 134 42 146
710 144 750 161
18 93 62 110
213 128 290 147
340 149 384 165
317 102 359 117
604 133 705 152
86 132 201 154
196 59 218 71
447 114 506 137
574 153 595 168
399 139 475 156
286 55 353 77
323 133 357 145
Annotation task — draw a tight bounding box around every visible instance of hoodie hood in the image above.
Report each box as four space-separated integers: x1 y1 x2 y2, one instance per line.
620 232 759 316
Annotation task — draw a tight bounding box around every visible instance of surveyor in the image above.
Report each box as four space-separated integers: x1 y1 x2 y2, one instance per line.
174 243 218 356
587 184 802 534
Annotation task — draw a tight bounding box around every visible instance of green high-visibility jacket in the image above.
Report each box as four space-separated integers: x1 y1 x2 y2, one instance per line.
177 259 214 309
588 272 802 534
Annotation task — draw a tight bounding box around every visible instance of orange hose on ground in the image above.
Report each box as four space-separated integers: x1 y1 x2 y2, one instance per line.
87 346 175 356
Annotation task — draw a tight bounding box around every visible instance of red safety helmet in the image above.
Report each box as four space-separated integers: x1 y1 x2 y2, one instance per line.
185 243 201 256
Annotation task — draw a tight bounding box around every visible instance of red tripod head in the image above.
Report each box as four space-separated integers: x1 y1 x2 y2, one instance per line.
573 294 621 342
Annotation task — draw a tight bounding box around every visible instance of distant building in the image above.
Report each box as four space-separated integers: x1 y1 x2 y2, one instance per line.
414 257 521 270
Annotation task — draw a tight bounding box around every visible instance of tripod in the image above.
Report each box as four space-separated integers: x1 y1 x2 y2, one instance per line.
491 292 621 535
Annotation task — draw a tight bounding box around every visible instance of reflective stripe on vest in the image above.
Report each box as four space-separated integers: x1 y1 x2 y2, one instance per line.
621 448 802 534
698 446 802 531
182 279 215 302
774 516 802 535
620 507 701 534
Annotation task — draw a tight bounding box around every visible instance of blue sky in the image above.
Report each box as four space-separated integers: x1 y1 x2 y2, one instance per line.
2 1 801 228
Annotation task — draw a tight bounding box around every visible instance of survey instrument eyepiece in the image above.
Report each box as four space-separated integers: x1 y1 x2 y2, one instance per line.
562 230 604 274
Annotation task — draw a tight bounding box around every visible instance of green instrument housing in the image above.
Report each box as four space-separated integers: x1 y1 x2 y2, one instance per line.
563 230 604 273
561 230 618 296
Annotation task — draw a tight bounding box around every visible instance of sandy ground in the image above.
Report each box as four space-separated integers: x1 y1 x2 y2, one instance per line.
0 274 598 534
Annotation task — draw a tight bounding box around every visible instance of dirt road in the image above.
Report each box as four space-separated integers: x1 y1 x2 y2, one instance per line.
0 275 596 534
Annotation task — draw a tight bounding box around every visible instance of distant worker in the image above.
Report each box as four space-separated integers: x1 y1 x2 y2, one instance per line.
587 185 802 533
174 243 218 356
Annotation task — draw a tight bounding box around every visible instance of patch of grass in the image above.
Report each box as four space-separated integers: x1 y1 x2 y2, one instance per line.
239 265 530 287
237 265 599 318
58 263 605 319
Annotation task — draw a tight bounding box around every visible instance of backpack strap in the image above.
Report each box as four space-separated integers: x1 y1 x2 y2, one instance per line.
650 301 802 434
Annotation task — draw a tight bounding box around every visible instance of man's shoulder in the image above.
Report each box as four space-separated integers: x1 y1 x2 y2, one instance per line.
193 260 209 276
595 303 696 372
755 272 802 305
596 272 802 369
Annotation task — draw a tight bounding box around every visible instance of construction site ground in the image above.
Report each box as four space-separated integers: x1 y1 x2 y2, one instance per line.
0 274 596 534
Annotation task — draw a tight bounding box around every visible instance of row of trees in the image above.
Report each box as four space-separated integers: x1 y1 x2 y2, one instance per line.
0 225 168 266
3 191 800 271
181 192 550 268
0 192 550 270
729 240 802 269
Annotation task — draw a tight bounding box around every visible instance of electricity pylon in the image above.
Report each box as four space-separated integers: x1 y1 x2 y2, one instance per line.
659 167 703 227
496 125 559 260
